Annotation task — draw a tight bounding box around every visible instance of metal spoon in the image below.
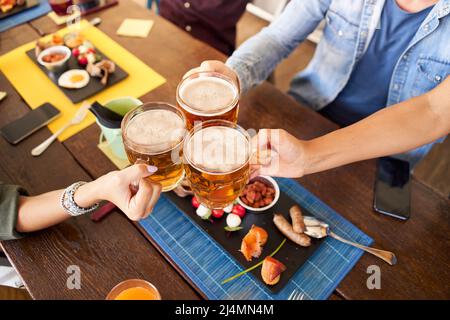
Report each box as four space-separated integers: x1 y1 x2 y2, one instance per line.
303 216 397 266
31 101 90 157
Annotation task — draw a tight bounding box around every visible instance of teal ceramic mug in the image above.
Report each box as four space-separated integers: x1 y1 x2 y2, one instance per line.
97 97 142 159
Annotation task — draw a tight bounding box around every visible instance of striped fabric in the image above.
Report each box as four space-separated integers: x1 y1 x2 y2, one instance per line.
139 178 373 300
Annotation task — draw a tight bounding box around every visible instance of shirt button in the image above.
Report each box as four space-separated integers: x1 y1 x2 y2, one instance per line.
338 30 343 36
435 75 442 81
184 2 190 8
440 6 449 16
393 84 400 90
360 31 367 37
185 25 192 32
402 54 408 60
423 24 429 30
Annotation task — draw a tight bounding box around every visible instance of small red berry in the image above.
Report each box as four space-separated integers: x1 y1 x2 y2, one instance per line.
232 204 246 218
78 56 88 66
191 196 200 208
72 48 80 57
212 209 224 219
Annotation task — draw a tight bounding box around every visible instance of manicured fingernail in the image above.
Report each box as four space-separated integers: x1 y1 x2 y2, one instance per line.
147 165 158 173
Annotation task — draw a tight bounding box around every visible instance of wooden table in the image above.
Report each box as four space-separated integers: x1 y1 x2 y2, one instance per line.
1 1 449 300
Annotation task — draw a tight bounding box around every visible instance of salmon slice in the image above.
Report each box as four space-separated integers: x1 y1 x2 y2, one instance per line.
261 256 287 285
240 225 268 262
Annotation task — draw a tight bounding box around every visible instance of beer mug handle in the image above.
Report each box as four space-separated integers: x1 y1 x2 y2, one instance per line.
131 158 147 191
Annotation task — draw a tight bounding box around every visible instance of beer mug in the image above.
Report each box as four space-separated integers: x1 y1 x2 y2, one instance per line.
183 120 251 209
176 71 240 130
121 102 187 192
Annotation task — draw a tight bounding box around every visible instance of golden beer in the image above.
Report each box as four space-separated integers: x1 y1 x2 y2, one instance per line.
176 71 240 130
122 103 187 192
184 120 250 209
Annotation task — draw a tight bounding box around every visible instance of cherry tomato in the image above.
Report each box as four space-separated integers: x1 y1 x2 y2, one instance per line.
72 48 80 57
191 196 200 208
212 209 224 219
232 204 246 218
78 56 88 66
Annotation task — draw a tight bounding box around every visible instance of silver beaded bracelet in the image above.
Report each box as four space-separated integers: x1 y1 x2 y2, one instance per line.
60 182 100 217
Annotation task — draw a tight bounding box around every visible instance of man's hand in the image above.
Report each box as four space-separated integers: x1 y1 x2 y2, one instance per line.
183 60 239 85
251 129 306 178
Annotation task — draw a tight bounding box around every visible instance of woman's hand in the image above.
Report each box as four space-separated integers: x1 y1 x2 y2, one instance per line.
183 60 239 85
79 164 162 221
251 129 307 178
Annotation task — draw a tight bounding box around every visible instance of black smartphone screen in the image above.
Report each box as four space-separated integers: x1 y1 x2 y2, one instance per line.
374 157 411 220
0 103 61 144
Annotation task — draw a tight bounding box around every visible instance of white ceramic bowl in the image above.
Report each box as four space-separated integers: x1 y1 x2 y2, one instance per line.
37 45 71 73
237 175 280 212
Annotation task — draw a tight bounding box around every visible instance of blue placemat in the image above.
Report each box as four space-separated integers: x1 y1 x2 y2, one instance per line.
0 1 51 33
139 178 373 300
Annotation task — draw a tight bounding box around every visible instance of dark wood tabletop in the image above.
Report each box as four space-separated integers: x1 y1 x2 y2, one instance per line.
1 1 449 300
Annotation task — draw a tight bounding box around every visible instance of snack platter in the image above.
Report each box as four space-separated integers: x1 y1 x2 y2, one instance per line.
166 190 325 293
0 0 39 20
27 33 128 104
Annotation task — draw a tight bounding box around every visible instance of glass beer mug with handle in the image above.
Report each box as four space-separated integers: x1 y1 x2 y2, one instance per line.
176 71 240 130
183 120 251 209
121 102 187 192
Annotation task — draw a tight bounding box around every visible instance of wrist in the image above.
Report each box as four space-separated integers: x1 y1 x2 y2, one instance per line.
225 61 243 92
300 140 316 176
73 180 103 208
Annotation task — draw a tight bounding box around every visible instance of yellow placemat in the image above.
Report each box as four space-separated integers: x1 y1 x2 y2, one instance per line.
0 20 166 141
98 140 130 170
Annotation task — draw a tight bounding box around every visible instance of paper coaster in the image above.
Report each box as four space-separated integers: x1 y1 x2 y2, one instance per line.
47 11 81 26
117 18 154 38
97 140 129 170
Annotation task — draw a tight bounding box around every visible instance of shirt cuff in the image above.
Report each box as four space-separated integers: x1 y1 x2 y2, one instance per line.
0 184 28 240
225 58 251 94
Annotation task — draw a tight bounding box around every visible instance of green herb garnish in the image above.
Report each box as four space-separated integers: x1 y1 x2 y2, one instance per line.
221 238 286 285
224 226 243 232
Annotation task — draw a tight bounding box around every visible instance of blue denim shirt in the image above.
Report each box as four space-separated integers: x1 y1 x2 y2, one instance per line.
227 0 450 165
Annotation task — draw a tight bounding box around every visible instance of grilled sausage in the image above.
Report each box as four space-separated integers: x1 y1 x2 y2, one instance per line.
290 205 306 233
273 213 311 247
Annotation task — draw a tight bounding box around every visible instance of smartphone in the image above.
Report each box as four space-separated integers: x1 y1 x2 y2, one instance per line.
374 157 411 220
0 103 61 145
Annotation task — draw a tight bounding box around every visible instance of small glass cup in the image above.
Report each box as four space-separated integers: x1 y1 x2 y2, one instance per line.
49 0 74 16
106 279 161 300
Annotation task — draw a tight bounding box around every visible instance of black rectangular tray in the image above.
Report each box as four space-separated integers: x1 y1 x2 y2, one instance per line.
26 47 128 104
166 190 324 293
0 0 39 20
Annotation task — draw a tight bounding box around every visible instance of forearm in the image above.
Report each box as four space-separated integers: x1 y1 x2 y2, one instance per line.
303 90 450 174
16 181 102 233
227 0 327 92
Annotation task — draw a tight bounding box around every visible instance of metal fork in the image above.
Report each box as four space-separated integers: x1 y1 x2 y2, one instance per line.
288 290 305 300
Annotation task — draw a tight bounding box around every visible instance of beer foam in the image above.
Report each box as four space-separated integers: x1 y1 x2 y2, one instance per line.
179 77 237 114
126 109 185 152
187 126 249 173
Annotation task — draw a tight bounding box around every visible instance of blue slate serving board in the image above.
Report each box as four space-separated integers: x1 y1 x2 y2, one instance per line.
0 0 50 33
139 178 373 300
